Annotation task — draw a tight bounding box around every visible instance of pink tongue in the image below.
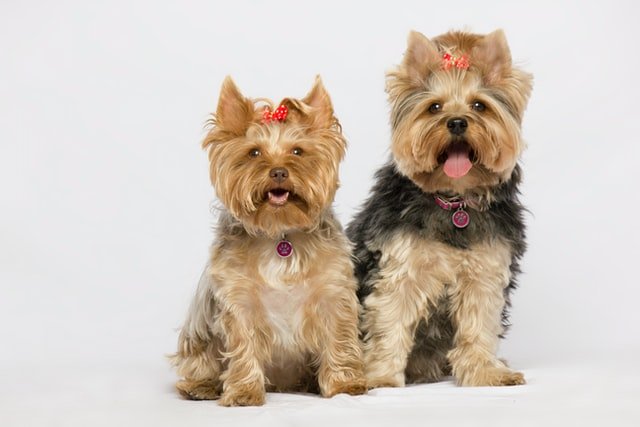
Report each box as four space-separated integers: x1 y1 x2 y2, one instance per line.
443 149 473 179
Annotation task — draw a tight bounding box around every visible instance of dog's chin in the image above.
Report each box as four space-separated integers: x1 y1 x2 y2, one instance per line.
240 190 317 237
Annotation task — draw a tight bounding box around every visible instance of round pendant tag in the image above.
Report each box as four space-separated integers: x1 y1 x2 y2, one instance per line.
452 209 470 229
276 240 293 258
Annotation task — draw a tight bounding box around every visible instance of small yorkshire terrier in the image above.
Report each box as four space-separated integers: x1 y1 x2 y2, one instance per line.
170 76 366 406
348 30 533 388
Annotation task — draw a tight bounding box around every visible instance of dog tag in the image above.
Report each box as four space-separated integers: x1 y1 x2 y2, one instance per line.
452 208 470 229
276 239 293 258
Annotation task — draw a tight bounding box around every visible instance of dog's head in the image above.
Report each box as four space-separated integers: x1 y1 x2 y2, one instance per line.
387 30 533 195
203 76 346 237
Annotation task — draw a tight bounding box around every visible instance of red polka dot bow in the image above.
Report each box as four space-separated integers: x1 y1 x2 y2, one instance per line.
262 105 288 124
442 53 470 70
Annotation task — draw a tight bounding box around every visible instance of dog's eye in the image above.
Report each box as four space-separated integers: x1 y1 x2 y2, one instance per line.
472 101 486 112
249 148 261 158
428 103 442 114
292 148 303 156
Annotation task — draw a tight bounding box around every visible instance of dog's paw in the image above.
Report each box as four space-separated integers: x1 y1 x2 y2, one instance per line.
323 376 368 397
364 375 403 390
218 384 266 407
458 367 525 387
492 369 525 386
176 379 221 400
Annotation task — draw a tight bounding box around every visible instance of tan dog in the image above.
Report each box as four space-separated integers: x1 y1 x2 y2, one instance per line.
171 77 366 406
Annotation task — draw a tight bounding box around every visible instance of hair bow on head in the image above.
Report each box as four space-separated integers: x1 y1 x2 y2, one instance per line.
262 105 288 124
442 52 470 70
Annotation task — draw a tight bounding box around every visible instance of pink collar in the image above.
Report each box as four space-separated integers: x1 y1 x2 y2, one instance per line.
434 195 471 229
434 195 466 210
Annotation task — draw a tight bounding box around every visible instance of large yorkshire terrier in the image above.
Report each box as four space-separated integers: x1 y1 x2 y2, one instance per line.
348 30 533 388
171 77 366 406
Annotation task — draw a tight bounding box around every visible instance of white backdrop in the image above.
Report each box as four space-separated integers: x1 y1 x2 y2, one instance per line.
2 0 639 426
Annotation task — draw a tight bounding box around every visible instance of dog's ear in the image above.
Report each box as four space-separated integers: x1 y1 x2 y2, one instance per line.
281 76 336 130
402 30 441 83
301 75 335 129
472 29 512 85
214 76 254 135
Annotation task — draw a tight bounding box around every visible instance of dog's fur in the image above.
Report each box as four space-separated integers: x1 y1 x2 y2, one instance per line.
170 77 366 406
347 30 533 388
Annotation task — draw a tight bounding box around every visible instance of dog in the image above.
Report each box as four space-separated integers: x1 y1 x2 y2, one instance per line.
171 76 366 406
347 29 533 388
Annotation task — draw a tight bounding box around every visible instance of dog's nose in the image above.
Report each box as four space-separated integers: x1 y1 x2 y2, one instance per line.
447 118 468 135
269 167 289 183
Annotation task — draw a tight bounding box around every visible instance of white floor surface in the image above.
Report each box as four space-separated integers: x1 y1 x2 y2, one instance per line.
2 357 638 427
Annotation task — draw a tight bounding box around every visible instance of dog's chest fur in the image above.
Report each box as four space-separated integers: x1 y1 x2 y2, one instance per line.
380 232 512 289
258 254 309 349
234 235 314 347
258 270 311 389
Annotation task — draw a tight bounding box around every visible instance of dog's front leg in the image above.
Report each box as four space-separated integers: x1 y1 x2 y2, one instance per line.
361 275 440 389
308 282 367 397
447 252 525 387
218 301 272 406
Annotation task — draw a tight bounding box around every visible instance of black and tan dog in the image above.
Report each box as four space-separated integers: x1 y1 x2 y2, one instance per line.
348 29 533 388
